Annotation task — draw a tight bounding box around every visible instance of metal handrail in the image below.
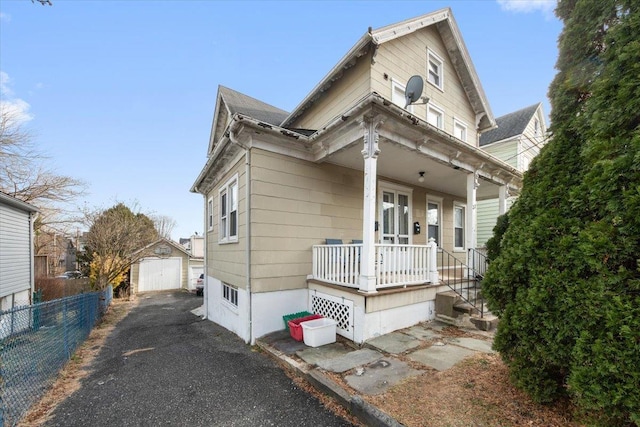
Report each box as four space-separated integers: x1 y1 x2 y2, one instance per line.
468 247 488 279
437 248 484 318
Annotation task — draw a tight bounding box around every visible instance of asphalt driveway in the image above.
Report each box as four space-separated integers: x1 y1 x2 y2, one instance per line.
44 291 353 427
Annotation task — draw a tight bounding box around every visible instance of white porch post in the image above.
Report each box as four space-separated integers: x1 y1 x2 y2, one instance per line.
466 172 478 252
498 185 508 215
428 238 439 284
359 118 382 294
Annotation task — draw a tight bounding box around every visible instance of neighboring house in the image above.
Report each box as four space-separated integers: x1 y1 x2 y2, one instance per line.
192 8 525 344
0 192 39 310
180 234 205 289
130 238 199 293
476 103 548 246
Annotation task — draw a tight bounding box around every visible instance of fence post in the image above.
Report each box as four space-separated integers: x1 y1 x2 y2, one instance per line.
63 297 70 359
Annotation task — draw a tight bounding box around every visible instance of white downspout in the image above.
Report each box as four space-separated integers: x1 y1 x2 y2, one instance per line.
202 193 209 319
229 130 253 344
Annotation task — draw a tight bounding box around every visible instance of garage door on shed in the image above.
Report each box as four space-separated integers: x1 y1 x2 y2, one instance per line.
138 257 181 292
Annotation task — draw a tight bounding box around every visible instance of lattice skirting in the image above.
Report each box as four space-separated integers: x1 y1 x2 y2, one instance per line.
310 290 354 340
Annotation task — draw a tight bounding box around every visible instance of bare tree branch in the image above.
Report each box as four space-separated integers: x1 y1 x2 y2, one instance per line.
152 215 177 239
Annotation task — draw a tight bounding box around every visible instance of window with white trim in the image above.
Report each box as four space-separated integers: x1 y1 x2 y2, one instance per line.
427 103 444 129
453 119 467 142
427 196 442 246
427 49 444 90
222 283 238 307
207 197 214 231
219 175 238 242
391 79 414 113
454 203 466 251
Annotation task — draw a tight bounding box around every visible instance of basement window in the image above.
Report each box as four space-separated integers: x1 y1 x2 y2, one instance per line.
223 283 238 307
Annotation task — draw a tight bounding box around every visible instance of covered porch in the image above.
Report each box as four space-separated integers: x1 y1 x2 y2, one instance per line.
305 99 521 295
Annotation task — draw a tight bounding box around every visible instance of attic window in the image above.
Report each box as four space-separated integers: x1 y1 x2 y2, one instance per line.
427 49 444 91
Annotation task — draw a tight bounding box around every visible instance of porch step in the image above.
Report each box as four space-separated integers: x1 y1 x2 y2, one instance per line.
435 290 497 332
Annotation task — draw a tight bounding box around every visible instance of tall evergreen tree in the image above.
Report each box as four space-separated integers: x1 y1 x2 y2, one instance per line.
482 1 640 424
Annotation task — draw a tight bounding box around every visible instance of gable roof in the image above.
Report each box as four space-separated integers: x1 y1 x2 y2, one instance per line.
479 103 541 147
208 86 290 154
133 237 192 258
282 7 495 131
218 86 289 126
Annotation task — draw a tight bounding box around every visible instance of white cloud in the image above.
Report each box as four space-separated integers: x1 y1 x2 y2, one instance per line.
0 12 10 23
0 71 33 124
0 71 14 97
497 0 556 15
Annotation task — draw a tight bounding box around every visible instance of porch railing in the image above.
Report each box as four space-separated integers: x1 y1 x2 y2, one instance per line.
311 243 435 290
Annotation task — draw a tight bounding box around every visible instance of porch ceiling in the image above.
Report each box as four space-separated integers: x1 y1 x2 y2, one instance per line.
322 141 501 200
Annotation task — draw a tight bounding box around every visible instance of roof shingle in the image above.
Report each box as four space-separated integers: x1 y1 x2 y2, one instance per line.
479 103 540 147
219 86 289 126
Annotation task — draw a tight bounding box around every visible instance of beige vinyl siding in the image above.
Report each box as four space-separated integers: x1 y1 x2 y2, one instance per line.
250 149 364 293
246 150 472 294
482 139 518 169
206 158 247 290
371 26 478 145
290 54 372 130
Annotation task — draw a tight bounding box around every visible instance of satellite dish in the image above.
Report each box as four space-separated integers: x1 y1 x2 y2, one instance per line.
404 75 424 108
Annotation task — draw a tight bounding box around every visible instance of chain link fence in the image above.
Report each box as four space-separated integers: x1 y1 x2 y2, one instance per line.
0 286 112 426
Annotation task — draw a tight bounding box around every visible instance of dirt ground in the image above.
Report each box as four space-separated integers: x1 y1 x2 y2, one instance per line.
20 299 581 427
365 352 581 427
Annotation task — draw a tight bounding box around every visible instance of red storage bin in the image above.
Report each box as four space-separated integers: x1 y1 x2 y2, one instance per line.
287 314 323 341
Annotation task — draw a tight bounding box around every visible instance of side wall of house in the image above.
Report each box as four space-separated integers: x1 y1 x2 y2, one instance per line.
205 153 250 341
250 149 364 293
476 197 517 247
288 53 372 130
0 203 33 305
481 139 518 169
371 26 478 146
206 154 248 290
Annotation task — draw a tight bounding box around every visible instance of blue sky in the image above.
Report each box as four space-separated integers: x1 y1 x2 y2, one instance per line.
0 0 561 241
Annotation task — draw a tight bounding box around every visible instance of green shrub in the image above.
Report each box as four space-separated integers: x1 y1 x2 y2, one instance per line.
482 1 640 424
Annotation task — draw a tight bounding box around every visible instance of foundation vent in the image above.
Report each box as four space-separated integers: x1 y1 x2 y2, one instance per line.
310 291 354 340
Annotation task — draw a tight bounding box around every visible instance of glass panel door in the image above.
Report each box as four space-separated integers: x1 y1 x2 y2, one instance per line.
380 189 411 244
382 191 395 244
397 194 409 244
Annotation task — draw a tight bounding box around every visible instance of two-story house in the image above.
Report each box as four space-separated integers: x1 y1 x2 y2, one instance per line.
476 103 548 247
192 8 524 344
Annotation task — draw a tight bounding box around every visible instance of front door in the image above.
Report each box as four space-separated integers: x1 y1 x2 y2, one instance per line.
379 183 413 276
379 183 412 244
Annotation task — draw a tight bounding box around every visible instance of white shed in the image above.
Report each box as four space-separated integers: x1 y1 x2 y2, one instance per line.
0 192 39 310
